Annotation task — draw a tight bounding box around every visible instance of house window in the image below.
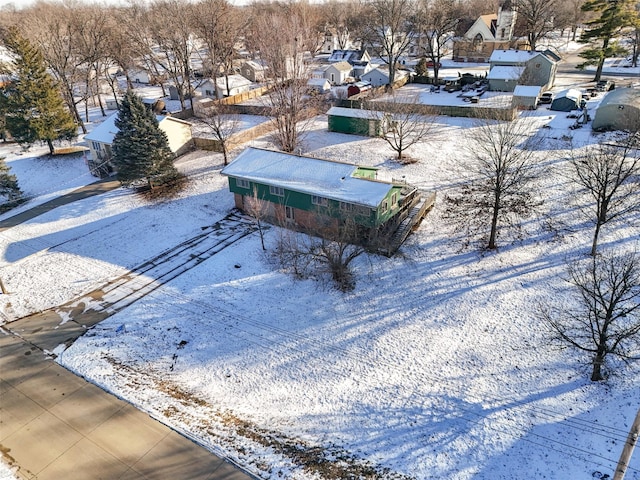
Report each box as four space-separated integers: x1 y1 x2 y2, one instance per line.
391 193 397 205
312 195 328 206
340 202 354 212
270 185 285 197
381 200 388 213
92 141 102 151
205 89 214 96
236 179 250 189
285 206 294 220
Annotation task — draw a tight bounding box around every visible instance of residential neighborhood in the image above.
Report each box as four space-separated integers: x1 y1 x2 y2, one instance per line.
0 0 639 479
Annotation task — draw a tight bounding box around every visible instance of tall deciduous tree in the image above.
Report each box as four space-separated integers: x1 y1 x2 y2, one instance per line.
515 0 560 50
543 252 640 382
568 138 640 257
416 0 459 86
112 90 179 190
579 0 635 81
0 27 77 155
362 0 416 87
445 114 542 250
250 7 315 152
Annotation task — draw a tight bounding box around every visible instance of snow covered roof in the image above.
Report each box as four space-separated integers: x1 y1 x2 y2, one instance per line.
555 88 582 101
489 50 544 64
513 85 542 97
328 49 367 63
597 86 640 108
327 106 386 120
221 147 393 208
84 112 185 144
330 61 352 72
487 66 524 80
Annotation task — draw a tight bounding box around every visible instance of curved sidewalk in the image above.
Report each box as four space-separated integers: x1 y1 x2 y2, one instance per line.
0 179 255 480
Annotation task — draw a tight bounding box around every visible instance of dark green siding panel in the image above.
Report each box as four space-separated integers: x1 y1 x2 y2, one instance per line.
328 115 378 137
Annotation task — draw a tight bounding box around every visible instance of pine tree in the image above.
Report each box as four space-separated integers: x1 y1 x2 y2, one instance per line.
579 0 635 81
112 90 179 190
0 157 21 204
0 27 77 155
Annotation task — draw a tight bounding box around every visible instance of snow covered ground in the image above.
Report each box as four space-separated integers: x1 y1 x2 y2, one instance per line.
2 73 640 479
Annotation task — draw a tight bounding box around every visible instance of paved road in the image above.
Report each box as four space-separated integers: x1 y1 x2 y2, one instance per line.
0 180 256 479
0 178 121 232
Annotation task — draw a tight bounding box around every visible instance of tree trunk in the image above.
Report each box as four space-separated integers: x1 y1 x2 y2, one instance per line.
591 352 605 381
488 193 500 249
591 219 602 257
47 138 55 155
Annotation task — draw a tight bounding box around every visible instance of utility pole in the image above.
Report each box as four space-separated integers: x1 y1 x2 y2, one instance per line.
614 407 640 480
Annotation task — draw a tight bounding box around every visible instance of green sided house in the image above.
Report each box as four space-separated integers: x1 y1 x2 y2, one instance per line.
221 147 435 255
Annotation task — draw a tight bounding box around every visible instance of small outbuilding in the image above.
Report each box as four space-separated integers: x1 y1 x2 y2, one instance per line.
512 85 541 110
550 88 582 112
487 66 524 92
307 78 331 94
592 87 640 132
327 106 390 137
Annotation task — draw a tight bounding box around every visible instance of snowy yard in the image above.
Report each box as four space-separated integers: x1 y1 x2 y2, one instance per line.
1 84 639 479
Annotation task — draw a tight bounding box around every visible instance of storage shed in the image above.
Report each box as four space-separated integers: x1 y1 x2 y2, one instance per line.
327 106 389 137
487 66 524 92
550 88 582 112
512 85 541 109
592 87 640 132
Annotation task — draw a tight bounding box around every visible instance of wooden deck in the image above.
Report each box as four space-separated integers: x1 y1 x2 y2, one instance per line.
377 190 436 256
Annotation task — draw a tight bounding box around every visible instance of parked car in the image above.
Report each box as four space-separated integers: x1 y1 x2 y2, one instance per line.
596 80 613 92
539 92 553 104
426 60 442 68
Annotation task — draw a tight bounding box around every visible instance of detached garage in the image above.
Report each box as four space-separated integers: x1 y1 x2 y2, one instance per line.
550 88 582 112
592 87 640 132
512 85 542 110
327 106 390 137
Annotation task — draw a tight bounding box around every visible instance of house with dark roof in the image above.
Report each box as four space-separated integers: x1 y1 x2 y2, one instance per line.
220 147 435 254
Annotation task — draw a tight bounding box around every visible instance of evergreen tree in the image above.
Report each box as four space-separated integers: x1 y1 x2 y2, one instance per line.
579 0 635 81
112 90 179 190
0 27 77 155
0 156 21 204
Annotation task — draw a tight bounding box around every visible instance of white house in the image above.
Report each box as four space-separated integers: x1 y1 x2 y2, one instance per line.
240 60 267 83
324 61 352 85
197 74 253 98
360 67 408 87
84 112 193 177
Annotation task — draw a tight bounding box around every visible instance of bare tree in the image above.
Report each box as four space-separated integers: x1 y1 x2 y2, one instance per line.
191 0 245 99
320 0 364 50
371 93 435 162
568 137 640 257
273 217 366 291
445 114 543 250
362 0 416 87
251 8 315 152
415 0 459 86
543 252 640 382
148 0 197 110
514 0 560 50
197 103 240 166
244 186 270 251
24 2 87 133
